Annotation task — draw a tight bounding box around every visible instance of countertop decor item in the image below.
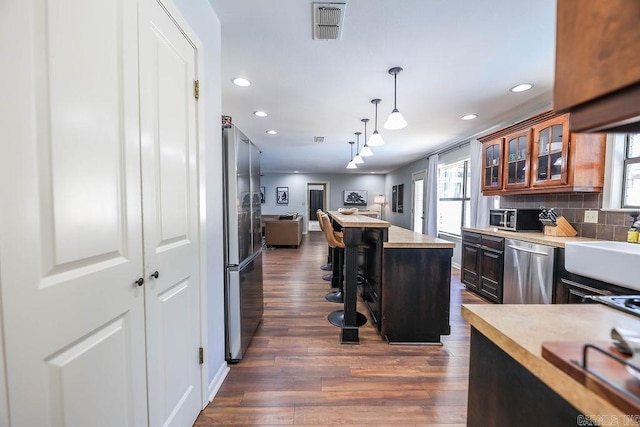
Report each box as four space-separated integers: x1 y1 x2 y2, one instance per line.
338 207 359 215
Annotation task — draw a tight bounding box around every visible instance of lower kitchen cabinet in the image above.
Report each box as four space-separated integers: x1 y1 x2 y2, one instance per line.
555 249 633 303
462 231 504 303
362 228 453 343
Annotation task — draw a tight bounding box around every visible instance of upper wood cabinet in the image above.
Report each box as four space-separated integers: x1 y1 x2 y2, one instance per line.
503 129 531 190
531 114 570 188
554 0 640 133
481 138 503 192
479 111 606 196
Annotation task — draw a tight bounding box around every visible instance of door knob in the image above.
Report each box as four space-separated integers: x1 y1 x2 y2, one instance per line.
135 277 144 287
151 271 159 279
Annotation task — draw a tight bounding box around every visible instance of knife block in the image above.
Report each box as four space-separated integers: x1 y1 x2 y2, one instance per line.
544 216 577 237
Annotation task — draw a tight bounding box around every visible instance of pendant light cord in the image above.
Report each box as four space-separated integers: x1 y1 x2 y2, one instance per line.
393 73 398 109
374 103 378 131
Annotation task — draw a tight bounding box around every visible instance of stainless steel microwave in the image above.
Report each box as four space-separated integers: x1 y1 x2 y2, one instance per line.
489 208 542 231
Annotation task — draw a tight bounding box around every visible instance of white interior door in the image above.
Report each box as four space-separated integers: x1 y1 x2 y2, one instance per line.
0 0 148 425
139 0 202 425
412 171 426 233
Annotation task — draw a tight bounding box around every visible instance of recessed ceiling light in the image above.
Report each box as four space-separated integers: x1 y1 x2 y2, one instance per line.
510 83 533 93
461 114 478 120
232 77 251 87
266 130 277 135
294 171 299 173
254 111 267 117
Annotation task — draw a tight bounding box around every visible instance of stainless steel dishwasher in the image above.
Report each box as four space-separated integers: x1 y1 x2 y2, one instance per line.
504 239 555 304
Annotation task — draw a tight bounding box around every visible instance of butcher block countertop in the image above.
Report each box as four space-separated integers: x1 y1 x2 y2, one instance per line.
385 226 455 249
328 211 391 228
462 304 640 419
462 226 598 248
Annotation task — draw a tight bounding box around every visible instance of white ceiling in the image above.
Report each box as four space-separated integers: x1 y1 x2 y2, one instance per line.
208 0 557 174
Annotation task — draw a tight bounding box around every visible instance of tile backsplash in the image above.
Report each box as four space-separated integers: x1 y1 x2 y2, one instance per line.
500 193 638 241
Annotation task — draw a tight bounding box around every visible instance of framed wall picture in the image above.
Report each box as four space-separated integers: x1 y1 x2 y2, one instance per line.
343 189 368 206
392 185 397 212
397 184 404 213
276 186 289 205
260 186 265 204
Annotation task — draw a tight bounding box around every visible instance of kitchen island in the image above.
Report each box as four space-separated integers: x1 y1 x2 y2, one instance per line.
328 211 390 343
463 304 640 426
362 225 455 343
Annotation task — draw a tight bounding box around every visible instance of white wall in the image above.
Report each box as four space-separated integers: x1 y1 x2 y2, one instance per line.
261 173 386 231
173 0 228 401
385 158 430 230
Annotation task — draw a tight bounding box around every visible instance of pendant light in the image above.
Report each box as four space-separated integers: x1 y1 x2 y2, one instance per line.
346 141 357 169
383 67 408 130
368 99 385 146
360 119 373 157
353 132 364 164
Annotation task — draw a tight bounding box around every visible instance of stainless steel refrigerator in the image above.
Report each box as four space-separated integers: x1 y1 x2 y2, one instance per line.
223 125 264 363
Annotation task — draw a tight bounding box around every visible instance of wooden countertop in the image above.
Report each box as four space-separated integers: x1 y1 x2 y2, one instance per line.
462 226 598 248
385 226 456 249
462 303 640 419
328 211 391 228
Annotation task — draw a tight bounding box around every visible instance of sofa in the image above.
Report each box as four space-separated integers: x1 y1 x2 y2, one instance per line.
262 214 303 247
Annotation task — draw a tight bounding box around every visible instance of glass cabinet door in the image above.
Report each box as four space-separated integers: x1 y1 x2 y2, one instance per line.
481 138 503 191
532 114 570 187
503 129 531 189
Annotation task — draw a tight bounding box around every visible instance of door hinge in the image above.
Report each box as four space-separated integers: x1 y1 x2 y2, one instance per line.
198 347 204 365
194 80 200 99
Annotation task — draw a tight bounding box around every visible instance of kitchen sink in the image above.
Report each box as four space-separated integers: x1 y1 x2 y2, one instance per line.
564 241 640 291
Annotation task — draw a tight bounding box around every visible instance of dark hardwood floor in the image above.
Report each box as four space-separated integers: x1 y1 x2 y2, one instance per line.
194 231 487 426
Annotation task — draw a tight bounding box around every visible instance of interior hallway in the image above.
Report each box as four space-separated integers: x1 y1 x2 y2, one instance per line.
195 231 487 426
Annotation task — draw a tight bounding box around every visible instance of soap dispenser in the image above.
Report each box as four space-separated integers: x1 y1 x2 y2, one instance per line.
628 213 640 243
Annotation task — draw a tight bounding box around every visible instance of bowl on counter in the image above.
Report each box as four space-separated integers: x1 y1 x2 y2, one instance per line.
338 207 359 215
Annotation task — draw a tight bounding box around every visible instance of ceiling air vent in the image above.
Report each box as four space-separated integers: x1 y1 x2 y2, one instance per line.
313 3 346 40
314 136 325 143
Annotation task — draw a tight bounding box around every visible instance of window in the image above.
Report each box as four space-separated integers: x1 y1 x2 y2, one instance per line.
438 159 470 235
602 133 640 210
623 134 640 208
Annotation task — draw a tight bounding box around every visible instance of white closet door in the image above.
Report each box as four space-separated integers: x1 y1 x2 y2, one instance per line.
139 0 203 425
0 0 148 426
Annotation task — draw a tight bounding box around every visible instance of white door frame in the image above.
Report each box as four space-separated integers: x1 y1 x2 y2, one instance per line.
306 181 330 231
412 170 427 234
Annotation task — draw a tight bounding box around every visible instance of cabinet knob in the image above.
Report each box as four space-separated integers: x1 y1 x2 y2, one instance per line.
135 277 144 287
151 271 159 279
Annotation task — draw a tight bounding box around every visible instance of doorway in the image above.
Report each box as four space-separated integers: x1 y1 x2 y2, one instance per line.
412 171 426 233
307 182 328 231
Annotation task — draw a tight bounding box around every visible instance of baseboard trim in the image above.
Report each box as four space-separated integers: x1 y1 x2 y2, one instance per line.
207 362 230 403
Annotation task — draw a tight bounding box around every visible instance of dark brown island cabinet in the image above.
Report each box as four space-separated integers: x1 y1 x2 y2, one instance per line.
461 231 504 303
361 226 454 343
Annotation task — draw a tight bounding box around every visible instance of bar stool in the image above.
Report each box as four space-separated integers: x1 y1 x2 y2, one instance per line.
318 211 344 303
319 213 367 328
317 209 332 270
316 209 333 280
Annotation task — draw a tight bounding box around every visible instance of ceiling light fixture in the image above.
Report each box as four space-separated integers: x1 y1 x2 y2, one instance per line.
232 77 251 87
353 132 364 164
346 141 357 169
254 111 267 117
510 83 533 93
266 130 277 135
383 67 407 130
368 99 384 146
360 119 373 157
461 114 478 120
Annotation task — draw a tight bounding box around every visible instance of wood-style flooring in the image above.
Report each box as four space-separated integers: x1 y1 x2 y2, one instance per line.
194 231 487 426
